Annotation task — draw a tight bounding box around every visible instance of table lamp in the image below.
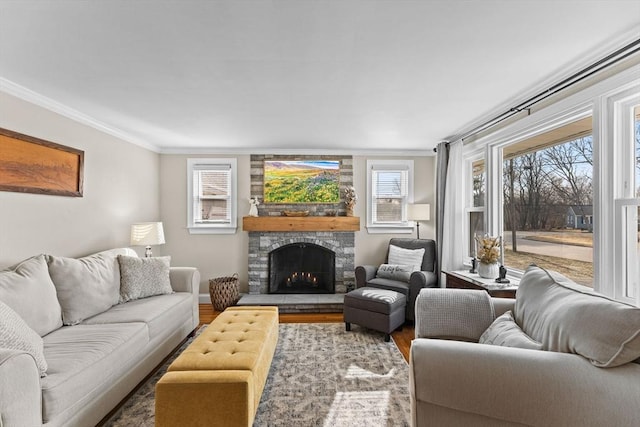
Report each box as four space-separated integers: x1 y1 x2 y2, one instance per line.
130 222 165 257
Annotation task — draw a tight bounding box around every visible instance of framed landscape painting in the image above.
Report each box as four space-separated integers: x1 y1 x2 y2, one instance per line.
263 160 340 203
0 128 84 197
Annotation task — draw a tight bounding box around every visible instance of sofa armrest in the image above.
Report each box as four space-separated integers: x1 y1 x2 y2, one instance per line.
170 267 200 331
410 339 640 426
354 265 377 288
0 349 42 427
170 267 200 294
414 288 494 341
492 297 515 317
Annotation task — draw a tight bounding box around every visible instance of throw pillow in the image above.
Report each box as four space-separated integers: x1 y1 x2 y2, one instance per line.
376 264 416 282
118 255 172 303
515 265 640 368
388 245 425 271
0 299 48 377
479 310 543 350
0 254 63 336
47 251 122 325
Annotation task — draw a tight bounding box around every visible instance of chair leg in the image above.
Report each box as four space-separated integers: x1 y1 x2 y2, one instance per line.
384 333 390 342
345 322 351 331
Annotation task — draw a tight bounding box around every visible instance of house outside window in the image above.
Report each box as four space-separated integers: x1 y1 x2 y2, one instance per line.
366 159 414 234
187 158 237 234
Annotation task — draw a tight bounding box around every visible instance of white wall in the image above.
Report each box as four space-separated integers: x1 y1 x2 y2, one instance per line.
0 92 160 267
159 154 435 296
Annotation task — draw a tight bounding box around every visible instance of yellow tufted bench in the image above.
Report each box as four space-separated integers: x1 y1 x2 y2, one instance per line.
155 306 279 427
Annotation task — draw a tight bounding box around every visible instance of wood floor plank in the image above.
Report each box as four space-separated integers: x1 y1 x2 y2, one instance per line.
199 304 414 362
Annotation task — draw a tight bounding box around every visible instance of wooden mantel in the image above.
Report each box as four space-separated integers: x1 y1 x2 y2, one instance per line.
242 216 360 232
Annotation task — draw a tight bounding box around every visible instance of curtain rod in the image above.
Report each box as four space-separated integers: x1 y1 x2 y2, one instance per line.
454 37 640 143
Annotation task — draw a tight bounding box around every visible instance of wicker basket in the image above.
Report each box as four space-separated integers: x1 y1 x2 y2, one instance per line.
209 274 239 311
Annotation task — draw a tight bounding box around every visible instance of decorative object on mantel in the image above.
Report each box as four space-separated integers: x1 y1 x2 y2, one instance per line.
0 127 84 197
248 197 260 217
281 210 310 217
474 234 501 279
343 186 357 217
324 209 337 216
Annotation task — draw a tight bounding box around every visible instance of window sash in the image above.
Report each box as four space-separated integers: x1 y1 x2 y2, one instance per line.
371 169 409 224
194 168 231 224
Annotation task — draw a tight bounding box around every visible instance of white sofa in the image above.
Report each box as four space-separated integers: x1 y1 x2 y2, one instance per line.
0 248 200 427
409 265 640 426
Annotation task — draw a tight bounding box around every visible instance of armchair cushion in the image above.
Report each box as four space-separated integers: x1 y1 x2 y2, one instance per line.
415 288 494 341
479 310 542 350
376 264 416 282
388 245 424 271
516 265 640 368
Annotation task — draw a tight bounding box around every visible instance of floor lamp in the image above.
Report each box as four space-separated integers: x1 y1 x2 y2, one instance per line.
407 204 430 239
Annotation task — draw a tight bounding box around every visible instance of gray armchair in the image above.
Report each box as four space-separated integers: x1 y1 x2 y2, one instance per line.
355 238 438 321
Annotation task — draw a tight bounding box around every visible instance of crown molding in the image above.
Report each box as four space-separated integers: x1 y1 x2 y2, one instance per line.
158 146 435 157
0 77 160 152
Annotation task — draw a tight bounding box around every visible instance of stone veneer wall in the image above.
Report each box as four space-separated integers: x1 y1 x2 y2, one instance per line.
248 154 355 295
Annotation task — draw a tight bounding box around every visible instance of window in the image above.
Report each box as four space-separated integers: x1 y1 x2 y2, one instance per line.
501 118 594 287
187 158 237 234
613 103 640 304
366 159 414 233
467 158 486 258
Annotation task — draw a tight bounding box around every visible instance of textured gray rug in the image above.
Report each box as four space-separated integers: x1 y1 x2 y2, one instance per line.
104 323 411 427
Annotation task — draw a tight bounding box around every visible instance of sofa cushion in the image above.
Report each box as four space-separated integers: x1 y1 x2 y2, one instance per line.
376 264 416 282
515 265 640 367
118 255 172 303
83 293 193 340
0 299 48 376
479 310 542 350
41 322 148 423
47 250 123 325
388 244 425 271
0 254 63 336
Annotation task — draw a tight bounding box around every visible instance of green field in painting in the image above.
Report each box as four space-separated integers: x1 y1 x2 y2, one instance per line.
264 167 340 203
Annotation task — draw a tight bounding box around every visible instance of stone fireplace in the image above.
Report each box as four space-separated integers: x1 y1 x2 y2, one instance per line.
269 242 335 294
247 231 354 294
246 154 356 295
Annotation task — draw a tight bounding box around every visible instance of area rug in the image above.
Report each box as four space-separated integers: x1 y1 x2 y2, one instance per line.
104 323 411 427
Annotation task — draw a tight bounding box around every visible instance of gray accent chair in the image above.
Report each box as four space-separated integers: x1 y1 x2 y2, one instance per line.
355 238 438 321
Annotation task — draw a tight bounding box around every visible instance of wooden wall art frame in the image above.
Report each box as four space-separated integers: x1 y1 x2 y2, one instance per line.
0 127 84 197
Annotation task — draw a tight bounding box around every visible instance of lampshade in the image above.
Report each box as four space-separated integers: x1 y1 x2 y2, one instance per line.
130 222 165 246
407 204 431 221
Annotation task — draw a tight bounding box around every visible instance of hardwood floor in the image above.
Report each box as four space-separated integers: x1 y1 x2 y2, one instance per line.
199 304 414 362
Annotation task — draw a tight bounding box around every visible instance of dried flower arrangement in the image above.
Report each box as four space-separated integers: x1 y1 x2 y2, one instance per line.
475 235 501 264
343 186 357 215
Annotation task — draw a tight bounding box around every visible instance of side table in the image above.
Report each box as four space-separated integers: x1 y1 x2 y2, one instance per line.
444 270 518 299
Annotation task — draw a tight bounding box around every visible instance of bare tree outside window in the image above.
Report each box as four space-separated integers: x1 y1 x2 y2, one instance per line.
502 125 594 286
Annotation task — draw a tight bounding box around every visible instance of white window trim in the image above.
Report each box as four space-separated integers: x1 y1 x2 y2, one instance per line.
460 65 639 300
366 159 414 234
187 158 237 235
463 151 486 265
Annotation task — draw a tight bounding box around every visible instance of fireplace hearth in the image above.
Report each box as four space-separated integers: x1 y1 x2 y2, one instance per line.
269 243 335 294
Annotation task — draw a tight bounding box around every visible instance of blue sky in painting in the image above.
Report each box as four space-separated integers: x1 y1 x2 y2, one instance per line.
281 160 339 169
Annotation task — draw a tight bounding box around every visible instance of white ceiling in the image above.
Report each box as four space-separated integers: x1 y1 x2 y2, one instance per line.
0 1 638 154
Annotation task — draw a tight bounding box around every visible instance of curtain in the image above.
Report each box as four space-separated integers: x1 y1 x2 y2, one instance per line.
435 141 449 283
440 140 466 279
